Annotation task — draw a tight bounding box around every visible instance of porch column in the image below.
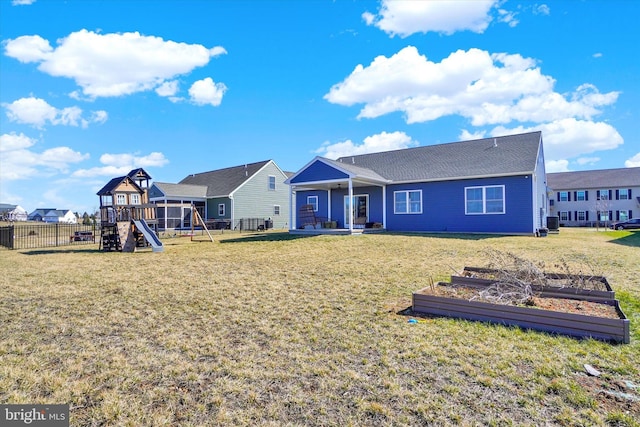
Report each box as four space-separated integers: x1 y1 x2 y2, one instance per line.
327 188 332 222
289 186 294 231
348 178 353 233
382 184 387 229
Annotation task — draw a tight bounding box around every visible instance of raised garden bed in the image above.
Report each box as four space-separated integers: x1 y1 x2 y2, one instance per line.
412 274 630 344
456 266 616 302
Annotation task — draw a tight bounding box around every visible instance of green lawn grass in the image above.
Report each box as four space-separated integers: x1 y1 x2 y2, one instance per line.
1 228 638 426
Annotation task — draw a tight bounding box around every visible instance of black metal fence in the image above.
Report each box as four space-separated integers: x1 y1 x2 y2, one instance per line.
0 223 98 250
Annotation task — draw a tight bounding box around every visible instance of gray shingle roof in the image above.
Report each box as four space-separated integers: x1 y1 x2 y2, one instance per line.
322 158 390 183
152 182 208 198
179 160 271 197
334 131 542 182
547 167 640 190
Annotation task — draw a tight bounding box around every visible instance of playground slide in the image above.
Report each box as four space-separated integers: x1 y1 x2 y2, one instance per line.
133 219 164 252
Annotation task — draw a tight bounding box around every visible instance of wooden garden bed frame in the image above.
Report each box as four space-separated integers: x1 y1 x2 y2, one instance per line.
412 272 630 343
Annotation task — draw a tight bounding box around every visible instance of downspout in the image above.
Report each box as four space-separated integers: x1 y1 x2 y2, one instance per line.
229 194 234 230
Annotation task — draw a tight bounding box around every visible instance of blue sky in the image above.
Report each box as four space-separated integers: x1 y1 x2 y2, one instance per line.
1 0 638 215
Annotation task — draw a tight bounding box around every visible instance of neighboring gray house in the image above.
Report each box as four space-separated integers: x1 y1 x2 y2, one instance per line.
0 204 28 221
28 208 55 222
149 160 291 230
547 167 640 227
28 208 76 223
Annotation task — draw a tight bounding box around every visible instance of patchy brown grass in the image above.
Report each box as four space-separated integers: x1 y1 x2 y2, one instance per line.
1 228 639 426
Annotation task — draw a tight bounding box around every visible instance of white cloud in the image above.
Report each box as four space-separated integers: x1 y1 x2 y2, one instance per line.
459 129 487 141
4 30 227 99
0 132 89 181
325 47 619 127
576 157 600 166
497 9 519 28
546 159 569 173
490 118 623 161
12 0 36 5
156 80 179 97
625 153 640 167
188 77 227 106
593 52 603 58
325 46 623 165
3 96 108 128
0 132 35 152
71 152 169 178
535 4 551 15
315 131 418 159
363 0 498 37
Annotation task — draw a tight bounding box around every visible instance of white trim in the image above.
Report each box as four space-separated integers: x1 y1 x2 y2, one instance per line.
465 185 506 215
307 195 319 211
393 189 423 214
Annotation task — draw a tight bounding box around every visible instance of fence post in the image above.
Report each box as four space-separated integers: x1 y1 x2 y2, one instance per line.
56 223 59 247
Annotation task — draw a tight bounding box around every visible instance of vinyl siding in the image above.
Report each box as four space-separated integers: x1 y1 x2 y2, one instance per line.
290 160 349 183
232 161 290 229
384 176 534 233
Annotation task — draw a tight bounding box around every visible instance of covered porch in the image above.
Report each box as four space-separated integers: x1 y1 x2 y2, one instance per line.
285 157 390 235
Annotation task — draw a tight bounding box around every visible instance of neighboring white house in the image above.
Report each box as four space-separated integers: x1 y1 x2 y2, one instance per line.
547 167 640 227
0 204 28 221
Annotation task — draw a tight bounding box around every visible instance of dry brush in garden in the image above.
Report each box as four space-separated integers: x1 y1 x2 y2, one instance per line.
464 249 609 306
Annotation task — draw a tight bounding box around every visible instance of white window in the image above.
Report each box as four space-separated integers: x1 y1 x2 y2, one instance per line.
618 189 630 200
576 191 586 201
274 205 280 215
116 194 126 205
465 185 505 215
599 211 610 221
307 196 318 212
268 176 276 191
620 211 630 221
559 211 568 221
130 194 140 205
598 190 609 200
218 204 225 216
577 211 586 221
559 191 569 202
394 190 422 214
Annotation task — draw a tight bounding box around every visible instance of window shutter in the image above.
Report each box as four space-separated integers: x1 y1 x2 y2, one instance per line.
630 210 633 219
557 192 560 201
596 190 600 200
616 211 620 220
586 211 589 220
585 191 589 201
609 210 613 221
568 192 571 201
609 190 613 200
573 191 577 201
616 190 619 200
568 211 572 220
574 211 578 221
628 189 632 198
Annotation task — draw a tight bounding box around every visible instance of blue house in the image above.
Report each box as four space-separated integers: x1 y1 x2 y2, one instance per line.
286 131 548 235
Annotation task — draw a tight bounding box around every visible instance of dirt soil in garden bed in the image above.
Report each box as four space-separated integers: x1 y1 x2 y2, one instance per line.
416 283 621 319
